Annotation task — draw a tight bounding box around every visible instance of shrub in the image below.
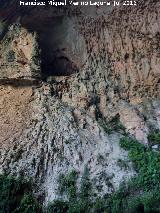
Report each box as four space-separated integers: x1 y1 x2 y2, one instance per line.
148 131 160 146
2 134 160 213
45 200 69 213
79 166 92 200
0 175 41 213
120 136 160 190
51 168 93 213
18 193 41 213
118 136 160 212
46 136 160 213
58 170 78 200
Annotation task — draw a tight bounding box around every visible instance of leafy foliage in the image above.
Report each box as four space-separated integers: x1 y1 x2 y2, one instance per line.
120 136 160 190
47 135 160 213
46 168 93 213
58 170 78 200
44 200 69 213
0 175 41 213
2 133 160 213
117 136 160 212
148 131 160 146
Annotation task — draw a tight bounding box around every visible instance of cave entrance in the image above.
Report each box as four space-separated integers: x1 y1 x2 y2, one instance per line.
39 33 78 78
38 16 79 78
21 14 81 78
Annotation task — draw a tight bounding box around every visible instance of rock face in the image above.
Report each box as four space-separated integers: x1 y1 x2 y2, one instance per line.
0 24 40 82
0 0 160 203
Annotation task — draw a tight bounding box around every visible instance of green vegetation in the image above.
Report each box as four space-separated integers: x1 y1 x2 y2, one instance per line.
45 200 68 213
58 170 78 200
117 136 160 212
48 167 93 213
1 132 160 213
98 114 126 134
47 134 160 213
0 175 41 213
148 131 160 146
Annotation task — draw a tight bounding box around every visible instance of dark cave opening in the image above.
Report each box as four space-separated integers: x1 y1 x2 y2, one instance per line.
38 20 79 78
38 17 80 78
21 14 79 79
39 39 79 78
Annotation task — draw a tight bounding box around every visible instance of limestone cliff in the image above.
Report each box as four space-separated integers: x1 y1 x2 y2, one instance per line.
0 0 160 204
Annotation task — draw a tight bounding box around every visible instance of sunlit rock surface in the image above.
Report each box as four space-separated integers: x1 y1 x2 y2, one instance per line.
0 0 160 203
